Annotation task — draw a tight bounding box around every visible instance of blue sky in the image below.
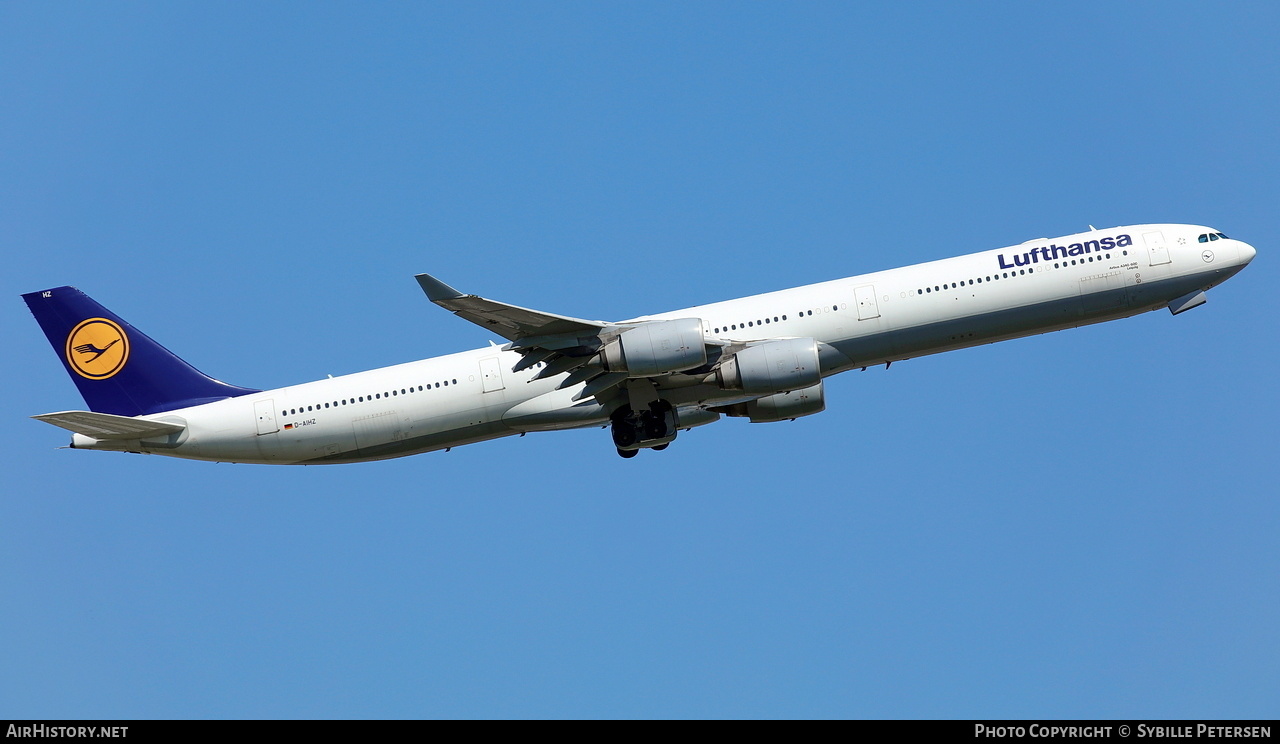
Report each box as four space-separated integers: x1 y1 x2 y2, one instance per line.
2 2 1276 718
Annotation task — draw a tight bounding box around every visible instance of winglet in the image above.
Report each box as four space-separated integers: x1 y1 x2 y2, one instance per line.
415 273 466 302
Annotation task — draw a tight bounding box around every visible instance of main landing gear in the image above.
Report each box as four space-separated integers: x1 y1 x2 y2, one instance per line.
611 400 677 458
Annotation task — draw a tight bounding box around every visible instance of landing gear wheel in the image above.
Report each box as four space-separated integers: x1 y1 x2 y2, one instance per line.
616 447 638 459
611 420 638 448
609 400 677 454
651 443 669 451
642 413 667 440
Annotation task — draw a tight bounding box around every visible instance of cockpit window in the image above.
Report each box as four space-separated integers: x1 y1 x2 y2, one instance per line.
1199 234 1209 243
1216 232 1229 239
1209 233 1219 241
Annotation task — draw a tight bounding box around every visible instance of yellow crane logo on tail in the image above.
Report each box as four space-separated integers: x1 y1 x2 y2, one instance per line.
65 318 130 379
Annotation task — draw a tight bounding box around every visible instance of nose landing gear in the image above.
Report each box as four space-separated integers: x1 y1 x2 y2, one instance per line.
611 400 677 457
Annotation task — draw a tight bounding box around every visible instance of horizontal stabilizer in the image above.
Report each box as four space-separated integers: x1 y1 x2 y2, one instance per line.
32 411 185 440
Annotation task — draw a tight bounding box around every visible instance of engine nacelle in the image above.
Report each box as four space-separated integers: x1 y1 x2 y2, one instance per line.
600 318 707 377
718 382 826 423
715 337 821 394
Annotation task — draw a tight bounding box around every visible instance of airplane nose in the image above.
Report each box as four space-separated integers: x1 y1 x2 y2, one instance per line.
1237 241 1257 264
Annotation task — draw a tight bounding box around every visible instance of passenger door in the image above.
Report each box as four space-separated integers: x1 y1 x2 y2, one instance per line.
253 399 279 435
1144 230 1171 266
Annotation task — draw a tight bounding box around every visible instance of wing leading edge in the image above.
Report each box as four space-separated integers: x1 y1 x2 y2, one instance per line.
414 273 608 343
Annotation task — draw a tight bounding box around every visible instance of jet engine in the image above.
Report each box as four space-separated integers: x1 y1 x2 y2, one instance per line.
714 337 820 394
716 382 826 423
599 318 707 377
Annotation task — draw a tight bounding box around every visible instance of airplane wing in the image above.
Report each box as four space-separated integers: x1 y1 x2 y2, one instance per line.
33 411 185 440
415 273 727 404
415 273 608 343
417 272 627 389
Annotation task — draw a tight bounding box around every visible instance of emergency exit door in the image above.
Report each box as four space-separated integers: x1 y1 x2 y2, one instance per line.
479 357 505 392
854 284 880 320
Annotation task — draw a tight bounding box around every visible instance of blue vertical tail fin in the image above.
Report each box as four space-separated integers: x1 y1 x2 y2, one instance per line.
22 286 260 417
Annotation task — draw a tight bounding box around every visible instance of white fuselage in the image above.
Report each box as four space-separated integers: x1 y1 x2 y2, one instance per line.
73 224 1255 464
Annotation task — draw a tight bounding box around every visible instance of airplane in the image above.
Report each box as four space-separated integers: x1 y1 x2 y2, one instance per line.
22 224 1255 463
